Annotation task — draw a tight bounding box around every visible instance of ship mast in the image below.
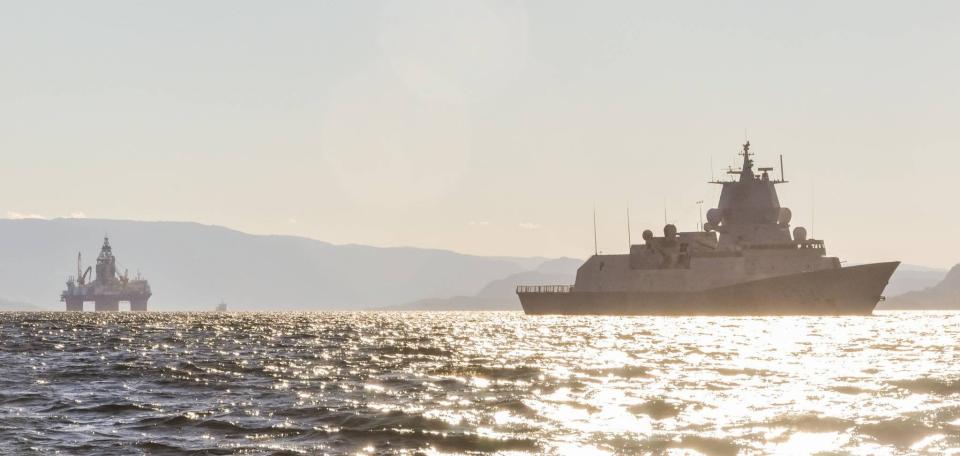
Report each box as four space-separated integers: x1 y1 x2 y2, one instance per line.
593 207 598 255
738 141 754 182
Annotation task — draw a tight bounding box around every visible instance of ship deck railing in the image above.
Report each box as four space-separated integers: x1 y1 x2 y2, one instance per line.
516 285 574 294
742 240 826 250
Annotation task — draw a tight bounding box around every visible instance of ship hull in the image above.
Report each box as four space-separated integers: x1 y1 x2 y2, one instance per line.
518 262 900 316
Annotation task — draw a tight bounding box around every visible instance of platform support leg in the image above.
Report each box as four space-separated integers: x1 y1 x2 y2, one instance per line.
130 297 149 312
65 297 83 312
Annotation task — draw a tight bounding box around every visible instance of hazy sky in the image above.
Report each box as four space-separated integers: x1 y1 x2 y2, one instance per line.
2 1 958 268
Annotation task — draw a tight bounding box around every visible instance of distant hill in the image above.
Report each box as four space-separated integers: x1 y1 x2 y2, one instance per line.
0 218 944 312
881 264 960 310
883 264 948 297
0 219 557 311
0 297 44 312
385 296 521 311
390 258 581 310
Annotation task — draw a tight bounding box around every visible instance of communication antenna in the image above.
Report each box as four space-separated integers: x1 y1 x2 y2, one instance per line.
593 206 598 256
710 156 715 181
663 197 668 225
780 154 785 181
696 200 704 231
811 181 816 239
626 204 632 250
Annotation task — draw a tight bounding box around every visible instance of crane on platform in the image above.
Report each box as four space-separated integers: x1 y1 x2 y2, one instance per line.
77 253 93 286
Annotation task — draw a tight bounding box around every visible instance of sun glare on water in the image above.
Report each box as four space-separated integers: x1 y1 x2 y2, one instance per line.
1 311 959 454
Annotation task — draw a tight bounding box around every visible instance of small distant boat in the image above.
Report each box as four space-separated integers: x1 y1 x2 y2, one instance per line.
215 301 228 312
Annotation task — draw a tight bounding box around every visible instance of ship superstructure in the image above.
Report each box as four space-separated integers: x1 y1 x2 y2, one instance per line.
517 142 899 315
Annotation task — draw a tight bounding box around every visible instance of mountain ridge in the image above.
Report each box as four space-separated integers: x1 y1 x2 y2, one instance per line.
0 218 561 311
881 264 960 310
389 258 581 311
0 218 948 312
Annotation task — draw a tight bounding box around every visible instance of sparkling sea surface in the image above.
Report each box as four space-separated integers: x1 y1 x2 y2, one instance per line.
2 311 960 455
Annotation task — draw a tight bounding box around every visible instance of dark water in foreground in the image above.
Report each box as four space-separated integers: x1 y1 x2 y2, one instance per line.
1 312 959 455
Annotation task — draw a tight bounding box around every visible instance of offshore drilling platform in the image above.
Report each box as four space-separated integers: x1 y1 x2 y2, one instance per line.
61 237 152 311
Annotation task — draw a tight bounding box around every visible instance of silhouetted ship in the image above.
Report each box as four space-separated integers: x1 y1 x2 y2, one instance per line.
517 142 899 315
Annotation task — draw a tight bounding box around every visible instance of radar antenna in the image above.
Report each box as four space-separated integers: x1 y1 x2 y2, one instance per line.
737 141 756 181
75 252 92 285
593 206 598 256
696 200 704 231
780 154 785 182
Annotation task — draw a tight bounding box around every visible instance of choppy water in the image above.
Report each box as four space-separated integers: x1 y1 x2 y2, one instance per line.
2 312 960 455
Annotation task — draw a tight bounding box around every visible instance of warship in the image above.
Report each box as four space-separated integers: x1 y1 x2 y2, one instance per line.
517 142 899 315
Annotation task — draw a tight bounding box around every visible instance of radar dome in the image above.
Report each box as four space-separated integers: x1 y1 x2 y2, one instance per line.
760 208 781 224
664 224 677 238
642 229 654 243
793 226 808 242
778 208 792 225
706 208 722 225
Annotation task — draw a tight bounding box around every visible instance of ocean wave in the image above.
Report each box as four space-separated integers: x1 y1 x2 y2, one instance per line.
575 365 650 378
760 413 854 433
627 398 681 420
70 403 156 414
4 311 960 454
429 364 542 381
891 377 960 395
856 417 938 447
598 434 739 456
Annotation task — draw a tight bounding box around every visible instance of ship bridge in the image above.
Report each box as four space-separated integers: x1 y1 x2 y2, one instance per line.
706 141 803 248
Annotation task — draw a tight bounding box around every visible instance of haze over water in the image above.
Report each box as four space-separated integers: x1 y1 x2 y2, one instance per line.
2 311 959 455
